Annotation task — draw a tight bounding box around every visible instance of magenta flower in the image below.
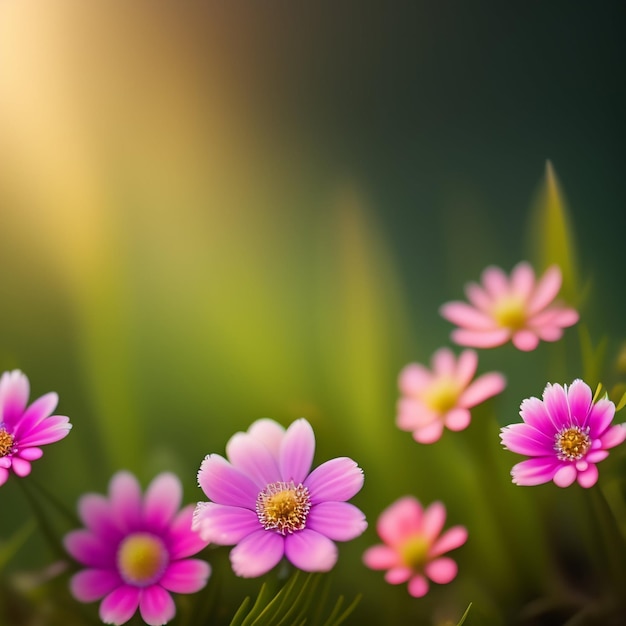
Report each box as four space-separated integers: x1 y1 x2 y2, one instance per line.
440 262 578 351
500 380 626 488
363 497 467 598
193 418 366 578
0 370 71 486
64 471 210 626
396 348 506 444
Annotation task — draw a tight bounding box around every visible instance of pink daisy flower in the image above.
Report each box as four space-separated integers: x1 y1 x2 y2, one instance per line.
440 262 579 351
64 471 210 626
500 380 626 488
0 370 72 486
396 348 506 444
363 496 468 598
193 418 367 578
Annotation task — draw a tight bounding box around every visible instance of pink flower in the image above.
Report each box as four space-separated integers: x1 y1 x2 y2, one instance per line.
396 348 506 444
193 418 367 578
440 262 578 351
0 370 71 486
363 497 467 598
64 472 210 626
500 380 626 488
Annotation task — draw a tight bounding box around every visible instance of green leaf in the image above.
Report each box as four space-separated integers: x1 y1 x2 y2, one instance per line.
456 602 473 626
615 390 626 413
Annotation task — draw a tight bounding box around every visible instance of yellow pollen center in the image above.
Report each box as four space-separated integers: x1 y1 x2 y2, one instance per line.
256 481 311 535
400 536 430 570
423 379 459 414
493 298 527 330
555 426 591 461
117 533 168 586
0 429 15 457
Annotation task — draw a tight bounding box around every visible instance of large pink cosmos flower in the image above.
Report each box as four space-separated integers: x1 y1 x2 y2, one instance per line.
363 497 467 598
0 370 71 486
500 380 626 488
193 418 367 578
440 262 578 351
396 348 506 444
65 472 210 626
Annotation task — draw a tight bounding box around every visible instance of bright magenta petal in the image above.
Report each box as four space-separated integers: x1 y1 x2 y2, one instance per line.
139 585 176 626
70 569 121 602
99 585 140 625
160 559 210 594
143 473 182 532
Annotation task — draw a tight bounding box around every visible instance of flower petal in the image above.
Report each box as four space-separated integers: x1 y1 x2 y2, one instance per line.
450 328 511 349
553 464 577 488
454 350 478 388
166 505 209 559
304 457 364 504
431 348 456 376
576 464 599 488
362 545 399 570
481 266 509 298
143 473 182 532
511 330 540 352
511 457 559 486
519 396 556 434
500 423 554 456
586 399 616 437
443 409 471 432
139 585 176 626
376 496 422 546
413 420 444 444
160 559 210 594
109 471 143 533
226 432 281 489
425 557 458 584
542 383 570 430
600 424 626 449
306 501 367 541
459 372 506 408
99 585 140 625
229 529 284 577
70 569 122 602
64 530 116 568
279 418 315 484
398 364 432 395
12 392 58 438
78 494 122 543
510 262 535 300
246 418 285 458
17 447 43 461
430 526 468 558
197 454 258 509
0 370 29 428
11 457 31 477
407 574 429 597
465 282 492 311
566 380 592 424
192 502 259 545
421 501 446 543
527 266 562 315
385 566 412 585
439 302 495 330
16 415 72 447
285 529 337 572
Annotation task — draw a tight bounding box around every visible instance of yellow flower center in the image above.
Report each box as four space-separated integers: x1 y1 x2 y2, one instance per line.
400 535 430 570
117 533 168 586
0 428 15 457
555 426 591 461
493 297 527 330
256 481 311 535
423 379 459 414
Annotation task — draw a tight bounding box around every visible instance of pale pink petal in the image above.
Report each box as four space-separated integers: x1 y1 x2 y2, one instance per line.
385 566 412 585
64 530 116 568
191 502 259 545
421 501 446 544
527 265 562 315
0 467 8 486
465 282 492 312
396 399 438 431
454 350 478 388
197 454 258 509
362 545 399 570
167 505 209 559
566 380 592 423
576 464 599 488
99 585 140 625
139 585 176 626
377 496 422 545
284 529 337 572
17 415 72 446
542 384 570 429
431 348 456 376
450 328 511 348
246 418 285 458
425 557 458 584
399 364 432 395
510 262 535 301
443 409 471 432
17 447 43 460
413 420 444 444
306 501 367 541
531 307 579 329
143 473 182 532
481 266 509 298
586 449 609 464
535 326 564 342
11 392 57 437
459 372 506 408
160 559 210 594
600 424 626 449
70 569 122 602
229 529 284 578
0 370 29 428
304 457 364 504
109 471 143 533
279 418 315 484
512 330 540 352
430 526 468 558
226 432 281 488
511 458 559 486
586 399 616 437
11 457 31 477
439 302 496 330
553 464 577 488
407 574 429 597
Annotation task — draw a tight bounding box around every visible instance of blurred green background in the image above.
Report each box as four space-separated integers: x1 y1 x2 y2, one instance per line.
0 1 625 624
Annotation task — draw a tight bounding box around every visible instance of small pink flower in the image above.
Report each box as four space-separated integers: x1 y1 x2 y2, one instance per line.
65 472 210 626
440 262 578 351
363 497 467 598
396 348 506 444
0 370 71 486
500 380 626 488
193 418 367 578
